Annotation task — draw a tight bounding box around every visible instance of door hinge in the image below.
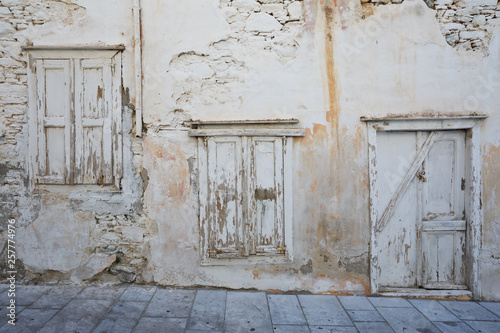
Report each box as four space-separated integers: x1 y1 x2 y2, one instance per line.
461 178 465 191
277 247 286 255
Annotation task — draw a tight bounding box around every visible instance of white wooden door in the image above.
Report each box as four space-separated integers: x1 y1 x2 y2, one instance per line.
420 131 466 289
376 131 467 290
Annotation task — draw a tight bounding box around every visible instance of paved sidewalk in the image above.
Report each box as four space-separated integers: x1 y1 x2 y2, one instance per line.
1 284 499 332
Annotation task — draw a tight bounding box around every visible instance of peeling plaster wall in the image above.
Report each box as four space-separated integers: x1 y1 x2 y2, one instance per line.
1 0 499 300
0 0 146 284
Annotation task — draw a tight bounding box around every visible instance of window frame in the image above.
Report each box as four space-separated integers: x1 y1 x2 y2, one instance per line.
26 47 123 190
190 120 304 266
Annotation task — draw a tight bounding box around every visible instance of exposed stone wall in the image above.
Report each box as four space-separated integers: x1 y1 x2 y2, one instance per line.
361 0 500 53
92 214 148 283
0 0 146 285
165 0 304 121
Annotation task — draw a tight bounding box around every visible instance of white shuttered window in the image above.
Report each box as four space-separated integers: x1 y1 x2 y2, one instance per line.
28 49 122 188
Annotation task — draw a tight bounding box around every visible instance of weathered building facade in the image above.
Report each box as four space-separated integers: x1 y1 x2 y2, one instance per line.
0 0 499 300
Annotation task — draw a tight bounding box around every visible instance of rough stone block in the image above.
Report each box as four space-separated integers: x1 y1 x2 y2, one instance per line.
0 7 12 18
0 22 15 37
245 12 282 32
460 30 486 40
287 1 303 20
1 0 30 6
488 18 500 26
70 254 116 283
121 226 145 242
261 4 284 13
232 0 260 12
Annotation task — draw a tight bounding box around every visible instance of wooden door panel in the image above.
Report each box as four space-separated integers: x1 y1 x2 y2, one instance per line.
376 131 419 288
420 131 466 289
422 132 465 221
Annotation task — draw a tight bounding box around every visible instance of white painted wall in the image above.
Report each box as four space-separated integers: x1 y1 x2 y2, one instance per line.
0 0 499 299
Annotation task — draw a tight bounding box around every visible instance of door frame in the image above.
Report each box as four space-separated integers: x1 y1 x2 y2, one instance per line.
362 116 487 299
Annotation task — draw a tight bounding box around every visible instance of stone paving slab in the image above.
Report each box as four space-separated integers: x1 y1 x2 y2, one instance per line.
76 285 125 301
38 299 114 333
187 290 226 331
377 307 441 333
465 320 500 332
268 294 307 325
309 325 358 332
0 305 24 327
433 321 476 333
338 296 375 311
299 294 352 326
354 321 395 333
134 317 188 332
119 285 156 302
440 300 500 321
409 299 461 322
0 308 58 333
225 291 273 333
272 325 310 333
93 300 148 333
368 296 413 308
346 310 385 322
479 301 500 317
4 285 51 306
143 288 195 318
0 284 499 332
29 285 83 309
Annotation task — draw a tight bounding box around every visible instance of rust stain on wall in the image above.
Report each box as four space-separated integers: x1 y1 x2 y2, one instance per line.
144 139 190 207
324 2 339 140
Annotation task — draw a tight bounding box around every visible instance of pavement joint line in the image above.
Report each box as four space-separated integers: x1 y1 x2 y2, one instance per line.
295 294 311 331
265 291 275 331
366 297 394 331
36 287 72 331
222 287 228 333
88 285 128 332
131 285 158 332
477 302 500 320
409 298 451 333
184 289 197 332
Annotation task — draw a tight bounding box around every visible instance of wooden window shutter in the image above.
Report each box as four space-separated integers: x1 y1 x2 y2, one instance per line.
35 59 72 184
249 137 285 255
74 58 114 185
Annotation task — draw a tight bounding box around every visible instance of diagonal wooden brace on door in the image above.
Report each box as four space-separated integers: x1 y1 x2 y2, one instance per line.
375 132 439 233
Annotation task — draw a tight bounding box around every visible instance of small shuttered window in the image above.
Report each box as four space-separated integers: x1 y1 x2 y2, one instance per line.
189 120 304 263
27 48 123 188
